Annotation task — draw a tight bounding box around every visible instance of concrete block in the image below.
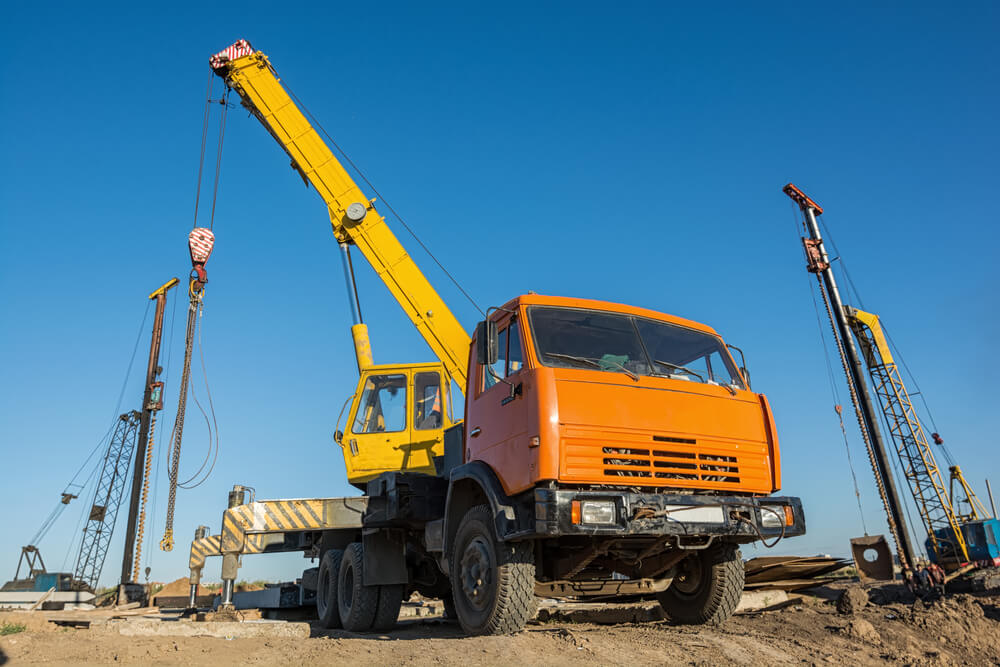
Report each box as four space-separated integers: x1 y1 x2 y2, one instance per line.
116 618 311 639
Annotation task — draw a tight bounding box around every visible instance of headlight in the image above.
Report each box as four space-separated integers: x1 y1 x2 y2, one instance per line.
760 505 791 528
572 500 616 525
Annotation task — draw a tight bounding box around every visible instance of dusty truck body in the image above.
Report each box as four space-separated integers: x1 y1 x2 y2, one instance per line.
189 41 805 636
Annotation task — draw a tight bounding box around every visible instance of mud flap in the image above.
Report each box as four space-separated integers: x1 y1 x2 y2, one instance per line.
363 528 407 586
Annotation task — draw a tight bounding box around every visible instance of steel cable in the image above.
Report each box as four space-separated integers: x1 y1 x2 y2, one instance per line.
283 84 484 318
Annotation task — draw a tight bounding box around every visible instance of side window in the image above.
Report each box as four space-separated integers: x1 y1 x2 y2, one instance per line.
480 318 525 394
351 374 407 433
414 372 443 431
484 327 508 391
507 320 524 375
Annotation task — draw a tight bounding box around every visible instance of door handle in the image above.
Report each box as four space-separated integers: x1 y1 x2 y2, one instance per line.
470 427 482 438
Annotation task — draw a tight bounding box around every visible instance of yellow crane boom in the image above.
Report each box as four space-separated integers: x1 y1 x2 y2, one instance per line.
210 41 470 388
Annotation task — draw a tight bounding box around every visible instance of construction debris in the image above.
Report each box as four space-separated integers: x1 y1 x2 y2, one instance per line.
743 555 849 591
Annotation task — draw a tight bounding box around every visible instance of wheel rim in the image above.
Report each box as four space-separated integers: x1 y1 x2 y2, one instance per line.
672 555 704 598
459 535 495 611
340 563 354 610
318 564 331 615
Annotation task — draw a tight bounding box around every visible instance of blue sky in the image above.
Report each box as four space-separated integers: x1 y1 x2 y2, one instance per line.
1 2 997 587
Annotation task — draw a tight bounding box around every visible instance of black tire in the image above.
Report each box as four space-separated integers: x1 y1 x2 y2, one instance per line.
657 543 744 626
316 549 344 629
450 504 536 635
371 584 404 631
441 593 457 620
338 542 378 632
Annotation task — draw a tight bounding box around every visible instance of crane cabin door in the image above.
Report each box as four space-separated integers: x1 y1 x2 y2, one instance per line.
341 364 449 484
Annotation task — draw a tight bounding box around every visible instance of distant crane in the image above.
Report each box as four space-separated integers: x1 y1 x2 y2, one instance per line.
784 183 999 582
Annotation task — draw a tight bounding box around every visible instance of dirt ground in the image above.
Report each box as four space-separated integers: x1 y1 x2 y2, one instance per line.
1 584 997 666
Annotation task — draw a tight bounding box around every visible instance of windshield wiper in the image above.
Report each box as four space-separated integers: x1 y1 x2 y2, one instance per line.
545 353 638 381
653 359 705 383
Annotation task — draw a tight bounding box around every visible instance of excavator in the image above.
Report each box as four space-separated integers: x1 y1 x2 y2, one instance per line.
184 40 806 635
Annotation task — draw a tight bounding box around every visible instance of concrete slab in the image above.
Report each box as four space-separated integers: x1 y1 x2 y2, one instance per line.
116 618 311 639
734 589 789 613
0 590 96 610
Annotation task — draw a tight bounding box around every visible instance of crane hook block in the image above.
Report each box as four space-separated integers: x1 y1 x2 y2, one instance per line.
188 228 215 290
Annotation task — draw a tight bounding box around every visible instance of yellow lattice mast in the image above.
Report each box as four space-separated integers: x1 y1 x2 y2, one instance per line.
846 307 970 563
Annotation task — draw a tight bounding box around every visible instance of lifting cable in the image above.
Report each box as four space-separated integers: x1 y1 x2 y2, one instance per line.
55 301 151 570
284 84 485 318
790 200 869 535
157 80 227 552
815 215 932 558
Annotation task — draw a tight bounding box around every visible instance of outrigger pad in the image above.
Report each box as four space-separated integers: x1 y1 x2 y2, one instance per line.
850 535 894 581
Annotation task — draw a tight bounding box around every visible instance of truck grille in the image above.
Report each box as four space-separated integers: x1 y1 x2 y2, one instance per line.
600 446 741 484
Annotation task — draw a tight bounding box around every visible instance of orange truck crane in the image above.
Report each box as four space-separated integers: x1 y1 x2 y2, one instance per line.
189 40 805 635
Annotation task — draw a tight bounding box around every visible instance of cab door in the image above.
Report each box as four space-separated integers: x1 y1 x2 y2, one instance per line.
465 314 533 493
343 369 413 484
340 365 450 485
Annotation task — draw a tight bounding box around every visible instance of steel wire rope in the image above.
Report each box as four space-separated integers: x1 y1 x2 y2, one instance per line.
792 204 906 559
63 301 151 492
178 305 220 489
790 200 869 533
192 72 215 229
208 88 230 230
54 301 151 570
819 214 932 558
808 279 870 535
879 320 953 466
818 215 867 311
283 84 485 318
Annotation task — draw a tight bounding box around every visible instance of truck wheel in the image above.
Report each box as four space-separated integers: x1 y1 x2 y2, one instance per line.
316 549 344 629
338 542 378 631
450 504 536 635
657 543 744 626
442 593 457 619
371 583 404 631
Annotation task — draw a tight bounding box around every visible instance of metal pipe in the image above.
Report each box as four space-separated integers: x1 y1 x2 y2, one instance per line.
120 279 179 587
188 584 198 610
988 479 997 519
221 579 235 606
800 204 917 573
339 243 361 326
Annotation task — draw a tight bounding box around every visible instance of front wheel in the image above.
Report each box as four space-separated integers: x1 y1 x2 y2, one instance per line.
657 542 744 626
449 504 536 635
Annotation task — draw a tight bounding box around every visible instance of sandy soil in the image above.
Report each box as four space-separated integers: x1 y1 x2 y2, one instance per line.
1 586 997 666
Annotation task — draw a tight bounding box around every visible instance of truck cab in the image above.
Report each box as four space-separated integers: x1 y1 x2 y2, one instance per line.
465 294 780 496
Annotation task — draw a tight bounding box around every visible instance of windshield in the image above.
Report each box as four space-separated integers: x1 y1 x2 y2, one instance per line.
528 306 744 389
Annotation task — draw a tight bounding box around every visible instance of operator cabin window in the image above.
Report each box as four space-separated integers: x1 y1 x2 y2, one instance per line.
414 372 443 430
483 320 524 392
352 374 407 433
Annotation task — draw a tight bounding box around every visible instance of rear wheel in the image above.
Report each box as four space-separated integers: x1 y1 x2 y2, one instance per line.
657 543 743 626
450 504 536 635
316 549 344 629
372 583 404 631
338 542 378 631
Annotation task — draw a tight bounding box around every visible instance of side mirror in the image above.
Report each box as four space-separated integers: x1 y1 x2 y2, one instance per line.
476 320 498 366
727 344 750 389
333 430 343 444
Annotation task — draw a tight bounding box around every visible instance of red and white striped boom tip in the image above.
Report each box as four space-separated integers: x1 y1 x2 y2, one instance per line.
210 40 254 70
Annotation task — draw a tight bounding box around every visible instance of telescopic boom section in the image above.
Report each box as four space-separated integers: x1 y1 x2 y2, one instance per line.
210 41 470 388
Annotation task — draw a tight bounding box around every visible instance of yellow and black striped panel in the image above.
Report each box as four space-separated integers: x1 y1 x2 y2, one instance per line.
188 535 222 569
220 498 368 552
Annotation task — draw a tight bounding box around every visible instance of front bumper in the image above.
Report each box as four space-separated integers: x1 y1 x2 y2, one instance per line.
532 488 805 542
